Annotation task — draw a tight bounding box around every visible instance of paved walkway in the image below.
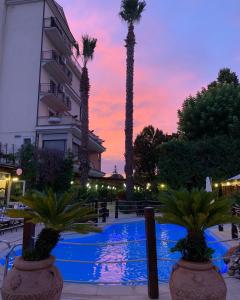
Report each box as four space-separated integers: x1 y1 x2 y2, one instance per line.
60 278 240 300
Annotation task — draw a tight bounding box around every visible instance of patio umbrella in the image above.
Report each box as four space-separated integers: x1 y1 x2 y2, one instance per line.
205 177 212 192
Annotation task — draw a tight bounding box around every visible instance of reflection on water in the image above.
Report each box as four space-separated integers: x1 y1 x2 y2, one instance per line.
1 221 228 285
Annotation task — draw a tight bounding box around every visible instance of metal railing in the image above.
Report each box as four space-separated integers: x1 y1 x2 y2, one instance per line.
42 50 73 82
40 84 72 110
44 17 72 51
0 143 17 166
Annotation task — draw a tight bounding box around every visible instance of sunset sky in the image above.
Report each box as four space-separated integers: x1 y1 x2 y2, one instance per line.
58 0 240 175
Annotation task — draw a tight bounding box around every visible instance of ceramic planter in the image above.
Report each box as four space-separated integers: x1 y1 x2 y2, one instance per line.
170 259 227 300
1 255 63 300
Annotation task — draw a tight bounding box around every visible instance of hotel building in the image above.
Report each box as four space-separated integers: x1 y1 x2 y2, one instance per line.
0 0 105 178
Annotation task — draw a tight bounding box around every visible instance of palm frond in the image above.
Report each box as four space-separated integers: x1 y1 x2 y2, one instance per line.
119 0 146 23
157 189 235 232
82 35 97 66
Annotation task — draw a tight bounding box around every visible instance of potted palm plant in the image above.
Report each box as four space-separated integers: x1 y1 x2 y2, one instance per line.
1 190 100 300
157 189 239 300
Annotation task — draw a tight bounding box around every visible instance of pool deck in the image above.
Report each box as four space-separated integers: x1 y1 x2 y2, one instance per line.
0 212 239 299
60 277 240 300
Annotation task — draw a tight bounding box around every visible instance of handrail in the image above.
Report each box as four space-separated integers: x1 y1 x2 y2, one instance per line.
56 258 147 264
3 243 22 279
58 239 146 247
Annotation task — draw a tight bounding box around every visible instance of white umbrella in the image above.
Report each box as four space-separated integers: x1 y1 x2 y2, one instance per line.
228 174 240 181
205 177 212 192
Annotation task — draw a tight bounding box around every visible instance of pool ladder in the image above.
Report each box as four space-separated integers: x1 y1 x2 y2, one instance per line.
1 241 22 279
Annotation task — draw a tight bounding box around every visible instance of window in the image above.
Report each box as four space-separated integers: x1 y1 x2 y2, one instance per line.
72 143 80 158
49 80 56 93
43 140 66 153
23 138 31 145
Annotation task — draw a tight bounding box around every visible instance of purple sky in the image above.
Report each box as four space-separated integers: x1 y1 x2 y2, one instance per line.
58 0 240 175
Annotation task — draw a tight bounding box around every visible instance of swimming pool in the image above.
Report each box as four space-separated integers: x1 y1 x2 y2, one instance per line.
2 220 228 285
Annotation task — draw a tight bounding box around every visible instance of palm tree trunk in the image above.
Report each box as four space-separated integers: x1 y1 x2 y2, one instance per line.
79 66 90 186
125 22 136 201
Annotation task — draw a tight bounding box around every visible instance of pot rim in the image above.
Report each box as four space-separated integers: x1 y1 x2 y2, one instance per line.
13 255 55 271
177 259 214 271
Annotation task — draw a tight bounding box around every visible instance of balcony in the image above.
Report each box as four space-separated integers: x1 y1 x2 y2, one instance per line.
67 55 81 79
40 84 71 113
37 115 105 153
42 51 72 84
44 17 72 55
37 116 81 128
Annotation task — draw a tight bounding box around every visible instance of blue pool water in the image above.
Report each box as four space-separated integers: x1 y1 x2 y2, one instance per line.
2 221 228 284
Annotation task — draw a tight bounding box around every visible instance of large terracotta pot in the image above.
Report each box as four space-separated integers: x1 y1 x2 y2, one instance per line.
170 259 227 300
1 256 63 300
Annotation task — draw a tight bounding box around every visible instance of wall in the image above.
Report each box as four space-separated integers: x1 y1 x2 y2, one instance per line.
0 0 44 147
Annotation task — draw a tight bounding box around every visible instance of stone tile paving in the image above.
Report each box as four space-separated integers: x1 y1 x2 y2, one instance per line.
60 278 240 300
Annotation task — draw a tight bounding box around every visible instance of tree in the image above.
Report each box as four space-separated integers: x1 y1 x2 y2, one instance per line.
119 0 146 201
157 189 238 262
37 149 73 193
79 35 97 186
133 125 169 184
7 190 100 261
18 144 38 189
18 145 73 192
157 136 240 189
178 68 240 140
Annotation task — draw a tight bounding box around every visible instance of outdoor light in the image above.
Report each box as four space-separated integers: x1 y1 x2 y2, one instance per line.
86 183 90 187
214 183 219 188
227 182 231 186
12 177 19 182
123 183 126 188
160 184 165 189
146 183 151 190
95 184 98 190
70 181 74 185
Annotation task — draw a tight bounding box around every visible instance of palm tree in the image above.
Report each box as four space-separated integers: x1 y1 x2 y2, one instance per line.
7 190 100 261
79 35 97 186
119 0 146 201
157 189 239 262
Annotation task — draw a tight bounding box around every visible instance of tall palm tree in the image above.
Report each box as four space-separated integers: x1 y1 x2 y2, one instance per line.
119 0 146 201
79 35 97 186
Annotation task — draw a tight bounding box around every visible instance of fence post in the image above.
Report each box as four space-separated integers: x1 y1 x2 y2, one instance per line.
22 219 35 254
94 200 99 223
101 202 107 223
115 199 119 219
144 207 159 299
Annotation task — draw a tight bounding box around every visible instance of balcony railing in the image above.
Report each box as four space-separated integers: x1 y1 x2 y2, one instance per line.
40 84 71 111
37 116 81 128
44 17 72 55
42 50 72 82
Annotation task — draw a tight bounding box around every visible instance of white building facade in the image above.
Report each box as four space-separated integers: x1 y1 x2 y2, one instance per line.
0 0 105 177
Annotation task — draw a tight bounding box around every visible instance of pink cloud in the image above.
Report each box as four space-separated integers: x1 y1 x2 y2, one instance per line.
57 0 217 174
